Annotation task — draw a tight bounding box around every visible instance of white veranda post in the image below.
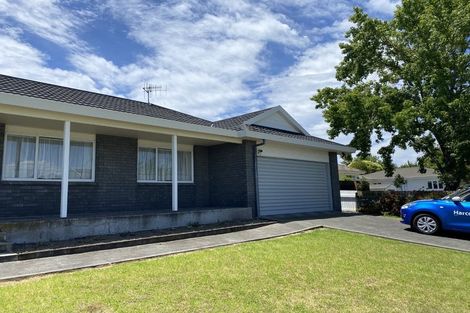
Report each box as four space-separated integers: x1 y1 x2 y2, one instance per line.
172 134 178 212
60 120 71 218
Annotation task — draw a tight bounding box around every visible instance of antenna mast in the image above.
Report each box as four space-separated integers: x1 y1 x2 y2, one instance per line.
143 83 167 104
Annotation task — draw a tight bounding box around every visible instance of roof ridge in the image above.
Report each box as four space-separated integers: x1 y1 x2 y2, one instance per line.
214 106 275 123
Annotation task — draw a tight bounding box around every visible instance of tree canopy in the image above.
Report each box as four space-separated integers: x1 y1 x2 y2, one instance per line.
312 0 470 190
349 158 383 174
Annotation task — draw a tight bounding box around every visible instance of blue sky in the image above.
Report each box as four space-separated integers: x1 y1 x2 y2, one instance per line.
0 0 415 164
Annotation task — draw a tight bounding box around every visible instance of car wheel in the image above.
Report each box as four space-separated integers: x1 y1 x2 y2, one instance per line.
413 214 440 235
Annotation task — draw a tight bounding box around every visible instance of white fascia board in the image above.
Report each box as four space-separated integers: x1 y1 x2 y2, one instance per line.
243 106 310 136
0 92 240 142
241 129 356 153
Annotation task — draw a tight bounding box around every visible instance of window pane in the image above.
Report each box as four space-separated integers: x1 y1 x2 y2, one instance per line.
70 141 93 180
157 149 172 181
37 138 63 179
138 148 156 181
433 181 438 189
438 182 443 189
178 151 192 181
427 181 432 189
4 135 36 178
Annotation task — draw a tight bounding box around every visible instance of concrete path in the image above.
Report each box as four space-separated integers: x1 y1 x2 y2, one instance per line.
0 215 469 281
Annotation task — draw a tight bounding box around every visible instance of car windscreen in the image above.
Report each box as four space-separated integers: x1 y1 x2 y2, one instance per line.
442 188 470 200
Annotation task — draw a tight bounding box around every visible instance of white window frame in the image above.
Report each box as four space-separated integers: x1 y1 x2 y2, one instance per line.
2 126 96 182
137 140 194 184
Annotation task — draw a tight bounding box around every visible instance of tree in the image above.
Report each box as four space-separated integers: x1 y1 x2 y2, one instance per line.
347 155 384 173
393 174 408 190
312 0 470 190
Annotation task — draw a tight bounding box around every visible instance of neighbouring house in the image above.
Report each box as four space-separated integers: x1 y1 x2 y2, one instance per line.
362 167 444 191
0 74 353 244
338 164 364 181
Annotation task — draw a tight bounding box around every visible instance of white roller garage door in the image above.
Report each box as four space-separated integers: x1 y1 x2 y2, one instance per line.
257 157 332 216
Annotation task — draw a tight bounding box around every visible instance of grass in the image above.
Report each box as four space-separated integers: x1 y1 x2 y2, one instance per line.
0 229 469 313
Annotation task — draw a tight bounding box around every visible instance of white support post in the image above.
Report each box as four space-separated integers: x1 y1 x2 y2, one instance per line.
60 121 71 218
171 134 178 212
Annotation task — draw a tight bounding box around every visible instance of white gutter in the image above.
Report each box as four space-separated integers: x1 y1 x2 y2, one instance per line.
240 129 356 154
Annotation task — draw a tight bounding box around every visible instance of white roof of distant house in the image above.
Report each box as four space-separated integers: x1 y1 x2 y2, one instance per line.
362 167 438 180
338 164 364 175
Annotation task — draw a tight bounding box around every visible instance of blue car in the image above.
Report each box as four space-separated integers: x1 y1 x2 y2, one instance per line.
401 187 470 235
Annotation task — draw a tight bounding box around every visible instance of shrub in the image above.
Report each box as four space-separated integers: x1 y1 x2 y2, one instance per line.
356 191 449 216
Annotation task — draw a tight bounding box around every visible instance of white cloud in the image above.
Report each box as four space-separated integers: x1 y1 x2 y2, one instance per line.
0 33 108 93
0 0 93 50
0 0 415 165
260 41 343 138
366 0 400 15
93 0 307 119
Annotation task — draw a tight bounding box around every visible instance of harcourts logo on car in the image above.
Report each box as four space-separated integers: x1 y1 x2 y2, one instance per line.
454 210 470 216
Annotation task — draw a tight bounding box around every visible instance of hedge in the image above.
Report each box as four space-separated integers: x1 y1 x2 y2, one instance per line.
356 191 449 216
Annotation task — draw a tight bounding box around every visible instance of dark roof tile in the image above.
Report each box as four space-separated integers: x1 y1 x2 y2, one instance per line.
213 107 273 130
0 74 212 126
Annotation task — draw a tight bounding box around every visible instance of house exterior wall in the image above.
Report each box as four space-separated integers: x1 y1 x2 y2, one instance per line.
208 140 257 210
369 177 443 191
0 125 214 218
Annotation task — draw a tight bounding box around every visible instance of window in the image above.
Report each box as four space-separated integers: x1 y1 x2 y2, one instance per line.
433 181 438 189
69 141 94 180
3 135 36 179
462 192 470 202
3 134 94 181
137 148 156 181
427 181 432 189
438 182 444 189
157 149 172 181
137 147 193 182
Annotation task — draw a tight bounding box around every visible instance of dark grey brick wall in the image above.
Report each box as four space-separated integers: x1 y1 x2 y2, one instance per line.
0 127 213 218
329 152 341 211
208 140 256 209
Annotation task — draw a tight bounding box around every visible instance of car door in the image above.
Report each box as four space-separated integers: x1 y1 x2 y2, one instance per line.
448 192 470 231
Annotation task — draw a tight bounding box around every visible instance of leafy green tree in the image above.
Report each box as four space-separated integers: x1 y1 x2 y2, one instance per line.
312 0 470 190
349 158 383 174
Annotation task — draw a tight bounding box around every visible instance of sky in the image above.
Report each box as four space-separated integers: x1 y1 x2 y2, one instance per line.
0 0 415 165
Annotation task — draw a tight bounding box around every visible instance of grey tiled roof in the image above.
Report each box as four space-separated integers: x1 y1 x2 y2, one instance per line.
0 74 352 150
213 107 273 130
247 125 348 147
0 74 212 126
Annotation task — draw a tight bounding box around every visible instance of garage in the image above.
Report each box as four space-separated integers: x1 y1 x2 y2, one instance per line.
257 156 332 216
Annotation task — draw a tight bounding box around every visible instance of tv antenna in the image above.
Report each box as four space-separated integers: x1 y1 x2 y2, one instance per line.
143 83 167 104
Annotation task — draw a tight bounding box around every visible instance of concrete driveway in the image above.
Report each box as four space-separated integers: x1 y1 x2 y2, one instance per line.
275 214 470 252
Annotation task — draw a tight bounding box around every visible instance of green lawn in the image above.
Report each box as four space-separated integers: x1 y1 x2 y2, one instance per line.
1 229 469 313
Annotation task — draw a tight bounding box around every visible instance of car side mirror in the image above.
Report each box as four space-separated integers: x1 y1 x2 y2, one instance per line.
452 196 462 202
